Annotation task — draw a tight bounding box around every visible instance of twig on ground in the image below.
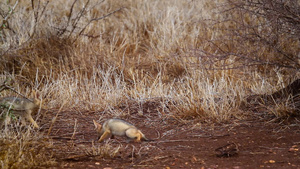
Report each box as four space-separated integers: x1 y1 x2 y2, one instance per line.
63 154 97 161
47 100 67 135
51 136 75 140
138 155 169 164
71 118 78 140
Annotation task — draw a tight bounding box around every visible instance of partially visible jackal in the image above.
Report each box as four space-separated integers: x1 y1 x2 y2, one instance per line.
0 91 41 128
93 119 151 142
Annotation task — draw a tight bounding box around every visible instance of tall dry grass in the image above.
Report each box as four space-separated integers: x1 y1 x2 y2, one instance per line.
0 0 299 167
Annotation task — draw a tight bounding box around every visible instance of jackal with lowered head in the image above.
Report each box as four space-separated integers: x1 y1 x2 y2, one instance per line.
93 118 152 142
0 91 41 128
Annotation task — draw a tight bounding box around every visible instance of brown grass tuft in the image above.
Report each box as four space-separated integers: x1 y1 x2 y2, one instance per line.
0 127 56 169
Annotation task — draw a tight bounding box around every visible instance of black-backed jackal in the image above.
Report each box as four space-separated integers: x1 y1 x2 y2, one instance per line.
0 91 41 128
93 118 151 142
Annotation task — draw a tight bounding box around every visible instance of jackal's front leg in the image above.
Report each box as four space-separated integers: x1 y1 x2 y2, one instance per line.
25 111 39 129
98 130 111 142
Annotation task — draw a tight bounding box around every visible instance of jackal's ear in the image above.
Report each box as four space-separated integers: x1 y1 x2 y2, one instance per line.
32 90 40 99
93 120 101 129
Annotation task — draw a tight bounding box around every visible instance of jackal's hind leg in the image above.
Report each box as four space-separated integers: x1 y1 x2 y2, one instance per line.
126 128 141 142
3 115 11 126
21 116 27 126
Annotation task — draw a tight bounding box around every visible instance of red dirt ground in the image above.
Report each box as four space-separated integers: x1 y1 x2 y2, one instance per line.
42 100 300 169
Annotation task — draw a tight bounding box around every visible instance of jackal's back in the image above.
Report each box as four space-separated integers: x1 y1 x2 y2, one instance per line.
0 97 38 111
104 119 136 136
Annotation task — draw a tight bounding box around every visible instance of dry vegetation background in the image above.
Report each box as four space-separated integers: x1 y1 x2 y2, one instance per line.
0 0 299 168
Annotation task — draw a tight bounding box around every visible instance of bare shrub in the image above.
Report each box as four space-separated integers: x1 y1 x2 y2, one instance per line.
205 0 300 74
219 0 300 117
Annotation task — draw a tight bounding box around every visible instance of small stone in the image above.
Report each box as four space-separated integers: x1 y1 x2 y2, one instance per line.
269 160 275 163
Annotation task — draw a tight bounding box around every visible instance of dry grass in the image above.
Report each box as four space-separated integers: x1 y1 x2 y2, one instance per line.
0 125 55 169
0 0 299 168
87 141 121 158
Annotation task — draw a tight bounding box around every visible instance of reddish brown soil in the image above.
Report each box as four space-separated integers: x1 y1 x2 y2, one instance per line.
42 102 300 169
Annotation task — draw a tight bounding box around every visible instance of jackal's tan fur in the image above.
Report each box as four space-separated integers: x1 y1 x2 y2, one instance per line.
93 118 150 142
0 91 41 128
